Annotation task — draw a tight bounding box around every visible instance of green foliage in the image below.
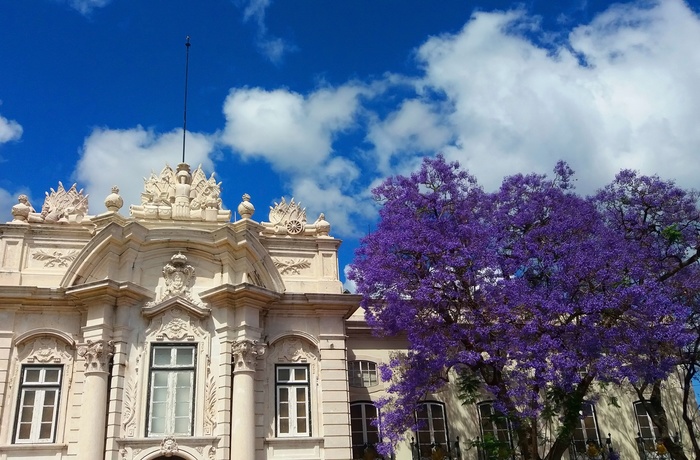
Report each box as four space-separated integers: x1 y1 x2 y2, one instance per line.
456 369 482 405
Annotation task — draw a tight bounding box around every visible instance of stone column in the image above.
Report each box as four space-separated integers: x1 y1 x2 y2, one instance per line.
231 340 266 460
77 339 114 460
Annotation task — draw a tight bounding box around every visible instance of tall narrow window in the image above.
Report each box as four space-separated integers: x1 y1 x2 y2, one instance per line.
571 402 601 454
415 402 449 459
348 360 379 388
634 401 661 451
148 344 196 437
477 401 513 460
351 402 380 459
276 365 310 437
14 366 62 443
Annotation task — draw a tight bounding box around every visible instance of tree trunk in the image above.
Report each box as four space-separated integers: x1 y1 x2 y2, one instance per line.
635 382 689 460
680 366 700 460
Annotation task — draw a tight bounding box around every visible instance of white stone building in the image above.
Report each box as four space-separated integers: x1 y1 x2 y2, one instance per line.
0 163 696 460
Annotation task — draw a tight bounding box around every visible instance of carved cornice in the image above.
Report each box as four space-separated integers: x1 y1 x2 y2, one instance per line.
232 340 267 373
77 339 114 373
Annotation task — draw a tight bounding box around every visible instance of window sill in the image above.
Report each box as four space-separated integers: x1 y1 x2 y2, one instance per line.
0 443 68 452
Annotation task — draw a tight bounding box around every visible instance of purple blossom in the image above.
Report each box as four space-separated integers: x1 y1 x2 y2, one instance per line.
349 156 696 459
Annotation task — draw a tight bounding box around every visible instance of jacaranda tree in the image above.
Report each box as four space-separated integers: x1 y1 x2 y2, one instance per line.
593 171 700 460
349 156 693 460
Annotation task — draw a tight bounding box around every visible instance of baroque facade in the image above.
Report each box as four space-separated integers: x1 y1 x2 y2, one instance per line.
0 163 696 460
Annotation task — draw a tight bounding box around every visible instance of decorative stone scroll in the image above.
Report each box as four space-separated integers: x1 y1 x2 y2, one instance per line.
22 337 73 364
10 182 89 225
129 163 231 222
232 339 267 373
77 339 114 373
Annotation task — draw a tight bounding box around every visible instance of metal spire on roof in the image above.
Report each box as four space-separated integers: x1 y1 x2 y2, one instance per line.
182 35 191 164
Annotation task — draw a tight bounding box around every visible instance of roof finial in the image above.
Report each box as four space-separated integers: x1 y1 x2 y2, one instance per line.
182 35 191 164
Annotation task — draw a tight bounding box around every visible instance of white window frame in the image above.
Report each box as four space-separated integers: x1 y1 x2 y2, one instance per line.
415 402 449 459
634 401 661 451
147 344 196 437
571 402 601 453
276 365 310 437
350 402 381 459
348 360 379 388
14 366 62 443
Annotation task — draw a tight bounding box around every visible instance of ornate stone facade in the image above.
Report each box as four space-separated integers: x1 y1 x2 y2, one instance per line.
0 161 693 460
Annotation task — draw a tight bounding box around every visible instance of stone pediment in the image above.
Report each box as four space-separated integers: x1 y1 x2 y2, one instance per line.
141 295 211 320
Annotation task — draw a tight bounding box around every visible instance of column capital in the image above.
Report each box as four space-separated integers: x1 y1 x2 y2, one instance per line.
232 339 266 374
78 339 114 374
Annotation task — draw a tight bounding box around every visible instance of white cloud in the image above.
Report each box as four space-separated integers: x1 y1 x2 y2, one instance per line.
74 126 216 215
221 85 368 172
0 188 15 222
0 114 23 144
68 0 111 15
343 264 357 293
383 0 700 192
237 0 294 63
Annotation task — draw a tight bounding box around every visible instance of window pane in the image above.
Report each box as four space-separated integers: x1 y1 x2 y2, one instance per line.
20 405 34 423
174 417 190 434
279 419 289 434
294 368 307 382
151 417 165 434
44 369 60 383
278 368 290 382
17 423 31 440
39 423 52 440
153 348 172 366
41 405 55 423
297 417 307 433
25 369 41 383
175 348 194 366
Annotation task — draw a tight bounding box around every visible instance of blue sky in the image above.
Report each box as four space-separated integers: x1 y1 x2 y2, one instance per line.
2 0 700 293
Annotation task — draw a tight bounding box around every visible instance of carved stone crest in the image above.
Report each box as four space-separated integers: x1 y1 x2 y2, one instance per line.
159 436 179 456
232 339 267 373
77 339 114 373
162 252 195 300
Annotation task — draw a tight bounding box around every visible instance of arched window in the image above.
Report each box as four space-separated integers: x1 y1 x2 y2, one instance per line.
477 401 513 460
350 402 380 459
634 401 661 451
415 402 449 459
348 361 379 388
571 402 601 455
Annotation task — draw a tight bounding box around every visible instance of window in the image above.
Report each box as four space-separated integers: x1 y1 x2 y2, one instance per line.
348 360 379 388
634 401 661 451
14 366 62 443
147 344 196 437
415 402 449 459
571 403 601 454
351 402 381 459
477 401 514 460
276 365 310 437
